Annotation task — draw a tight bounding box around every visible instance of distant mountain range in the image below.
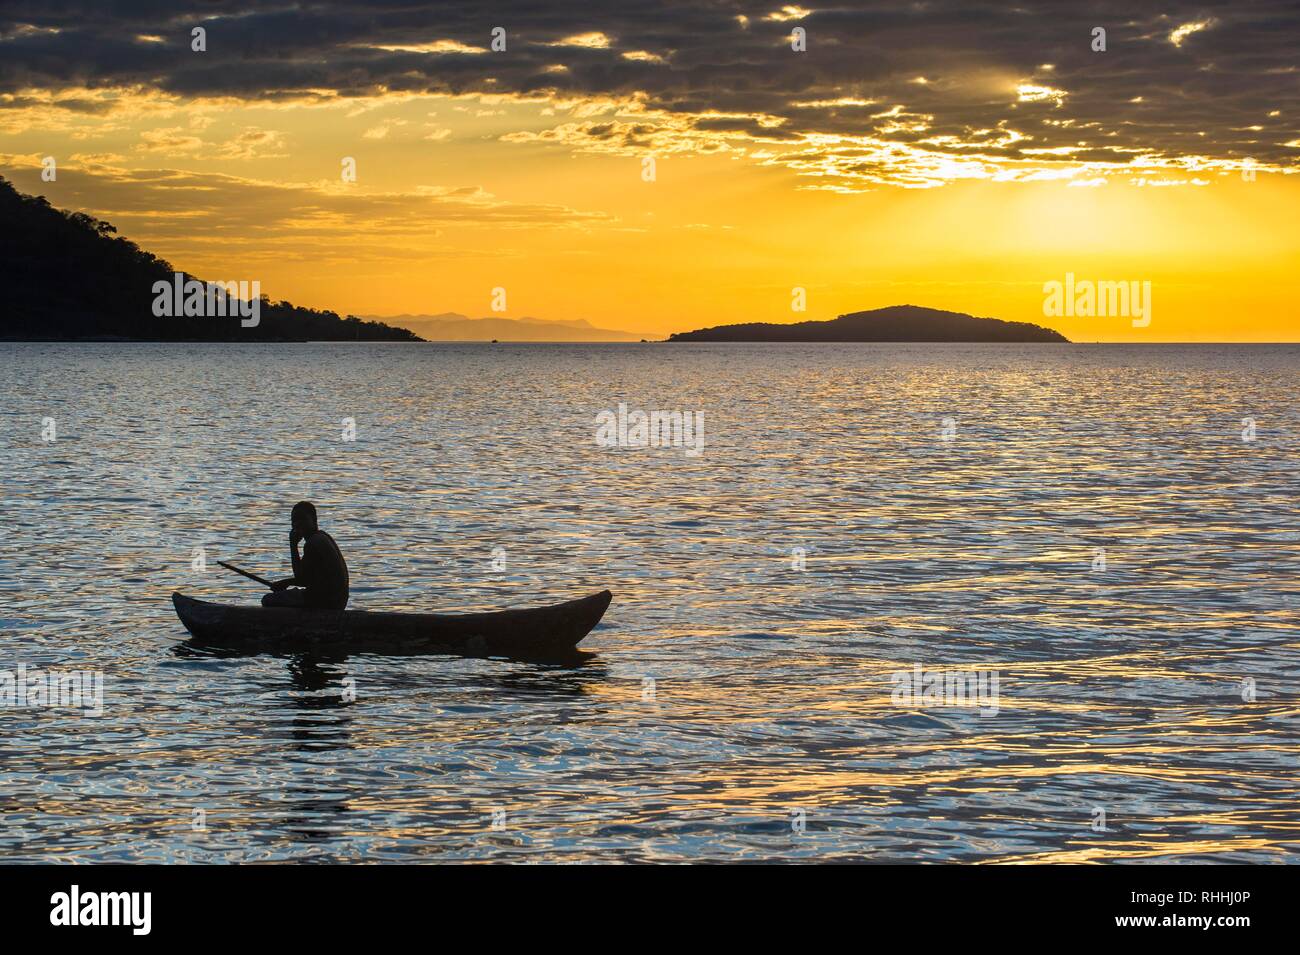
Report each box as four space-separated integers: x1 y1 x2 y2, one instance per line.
667 305 1069 343
367 313 643 342
0 176 419 341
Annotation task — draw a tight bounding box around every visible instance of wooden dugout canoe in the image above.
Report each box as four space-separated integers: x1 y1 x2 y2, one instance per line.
171 590 612 659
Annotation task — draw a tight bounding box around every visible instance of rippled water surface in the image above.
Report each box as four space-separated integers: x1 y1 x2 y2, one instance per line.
1 342 1297 863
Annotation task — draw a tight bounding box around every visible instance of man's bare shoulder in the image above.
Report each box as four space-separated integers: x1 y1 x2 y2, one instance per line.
305 530 343 551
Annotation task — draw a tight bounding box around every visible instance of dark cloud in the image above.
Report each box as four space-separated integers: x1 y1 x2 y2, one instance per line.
2 1 1297 181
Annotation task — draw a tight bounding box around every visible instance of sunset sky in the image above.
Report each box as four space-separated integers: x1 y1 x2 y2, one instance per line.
1 1 1297 341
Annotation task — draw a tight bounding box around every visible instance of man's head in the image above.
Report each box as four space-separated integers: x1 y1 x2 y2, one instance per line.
291 501 318 535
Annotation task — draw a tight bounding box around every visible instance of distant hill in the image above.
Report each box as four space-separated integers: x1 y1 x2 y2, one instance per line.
0 176 420 341
369 312 642 342
667 305 1069 343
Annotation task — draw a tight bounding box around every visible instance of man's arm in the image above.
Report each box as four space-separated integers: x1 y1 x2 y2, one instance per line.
269 530 305 591
290 530 305 579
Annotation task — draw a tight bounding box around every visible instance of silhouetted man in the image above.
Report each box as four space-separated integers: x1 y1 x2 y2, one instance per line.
262 501 350 610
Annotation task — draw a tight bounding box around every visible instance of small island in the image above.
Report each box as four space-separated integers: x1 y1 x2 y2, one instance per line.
667 305 1069 343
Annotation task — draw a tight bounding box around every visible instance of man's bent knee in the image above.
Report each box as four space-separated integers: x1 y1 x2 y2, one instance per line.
262 589 309 608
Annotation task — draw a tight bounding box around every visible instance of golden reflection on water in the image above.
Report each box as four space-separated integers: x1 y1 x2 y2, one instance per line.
1 342 1298 861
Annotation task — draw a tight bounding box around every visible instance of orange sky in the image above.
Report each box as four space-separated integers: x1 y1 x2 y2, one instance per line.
1 9 1297 340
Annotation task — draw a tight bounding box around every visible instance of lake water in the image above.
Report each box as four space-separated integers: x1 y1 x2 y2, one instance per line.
1 342 1297 863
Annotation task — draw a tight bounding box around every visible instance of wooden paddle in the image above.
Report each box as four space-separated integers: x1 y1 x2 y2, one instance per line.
217 560 276 589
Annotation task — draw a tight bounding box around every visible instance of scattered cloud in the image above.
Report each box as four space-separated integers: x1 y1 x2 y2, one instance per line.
1016 84 1068 108
0 2 1295 190
764 6 811 22
0 161 615 269
1169 19 1215 47
135 127 203 154
547 32 613 49
622 50 666 64
218 128 287 160
366 39 487 54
